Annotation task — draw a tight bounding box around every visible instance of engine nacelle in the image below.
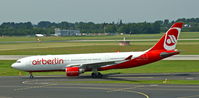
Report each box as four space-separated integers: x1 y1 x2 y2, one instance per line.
65 67 84 77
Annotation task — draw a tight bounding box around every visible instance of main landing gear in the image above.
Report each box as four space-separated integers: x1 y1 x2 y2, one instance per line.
91 72 103 78
91 69 103 78
29 72 34 79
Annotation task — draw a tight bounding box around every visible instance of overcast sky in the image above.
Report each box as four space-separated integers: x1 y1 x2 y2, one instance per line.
0 0 198 24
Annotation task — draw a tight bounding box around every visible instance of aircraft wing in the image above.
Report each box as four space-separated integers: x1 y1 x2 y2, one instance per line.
66 55 133 69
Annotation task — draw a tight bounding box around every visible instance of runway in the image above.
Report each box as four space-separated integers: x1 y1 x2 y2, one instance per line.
1 73 199 98
0 55 199 60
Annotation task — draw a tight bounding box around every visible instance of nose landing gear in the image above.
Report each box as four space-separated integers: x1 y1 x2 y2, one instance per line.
29 72 34 79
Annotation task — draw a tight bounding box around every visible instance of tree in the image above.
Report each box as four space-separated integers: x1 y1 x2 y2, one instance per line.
38 21 52 28
104 25 116 33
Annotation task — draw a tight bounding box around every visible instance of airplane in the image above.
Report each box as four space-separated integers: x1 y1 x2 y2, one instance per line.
11 22 183 79
35 34 45 37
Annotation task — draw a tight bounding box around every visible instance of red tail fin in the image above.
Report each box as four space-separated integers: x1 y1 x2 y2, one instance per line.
149 22 183 51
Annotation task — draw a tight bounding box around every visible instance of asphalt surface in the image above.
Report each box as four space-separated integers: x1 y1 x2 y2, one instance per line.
0 55 199 60
1 73 199 98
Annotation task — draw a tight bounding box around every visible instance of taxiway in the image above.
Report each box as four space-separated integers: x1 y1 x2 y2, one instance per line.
1 73 199 98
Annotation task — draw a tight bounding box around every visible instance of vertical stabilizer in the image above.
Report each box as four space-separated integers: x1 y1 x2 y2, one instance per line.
149 22 183 51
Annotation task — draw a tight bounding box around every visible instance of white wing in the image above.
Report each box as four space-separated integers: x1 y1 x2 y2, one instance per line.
66 55 133 69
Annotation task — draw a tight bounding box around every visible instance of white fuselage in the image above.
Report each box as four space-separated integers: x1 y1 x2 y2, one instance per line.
11 51 144 72
11 23 183 78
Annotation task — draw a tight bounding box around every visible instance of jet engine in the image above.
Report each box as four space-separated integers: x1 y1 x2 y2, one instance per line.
65 67 84 76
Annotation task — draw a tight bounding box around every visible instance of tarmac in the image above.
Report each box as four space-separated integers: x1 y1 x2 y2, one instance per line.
1 73 199 98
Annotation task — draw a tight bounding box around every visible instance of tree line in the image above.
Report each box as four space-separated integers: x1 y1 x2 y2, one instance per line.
0 18 199 36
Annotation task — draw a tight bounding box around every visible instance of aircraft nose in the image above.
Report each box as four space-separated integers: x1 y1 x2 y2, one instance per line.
11 63 22 70
11 63 18 69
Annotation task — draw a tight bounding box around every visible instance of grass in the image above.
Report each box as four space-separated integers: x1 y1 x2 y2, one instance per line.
0 32 198 55
0 42 116 51
1 60 199 76
0 40 198 55
0 60 23 76
0 32 199 42
0 34 161 42
0 45 143 55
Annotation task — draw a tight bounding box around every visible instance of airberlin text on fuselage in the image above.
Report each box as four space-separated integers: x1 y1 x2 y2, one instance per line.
32 58 64 65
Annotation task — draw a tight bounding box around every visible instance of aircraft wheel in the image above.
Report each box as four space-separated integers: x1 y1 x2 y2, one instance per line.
97 72 103 78
29 75 34 79
29 72 34 79
91 73 96 78
91 72 103 78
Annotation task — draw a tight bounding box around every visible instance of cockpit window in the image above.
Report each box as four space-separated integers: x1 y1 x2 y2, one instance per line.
16 61 21 63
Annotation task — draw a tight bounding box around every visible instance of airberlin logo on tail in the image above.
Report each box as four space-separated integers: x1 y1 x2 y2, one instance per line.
32 58 64 65
164 28 180 50
166 35 177 46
